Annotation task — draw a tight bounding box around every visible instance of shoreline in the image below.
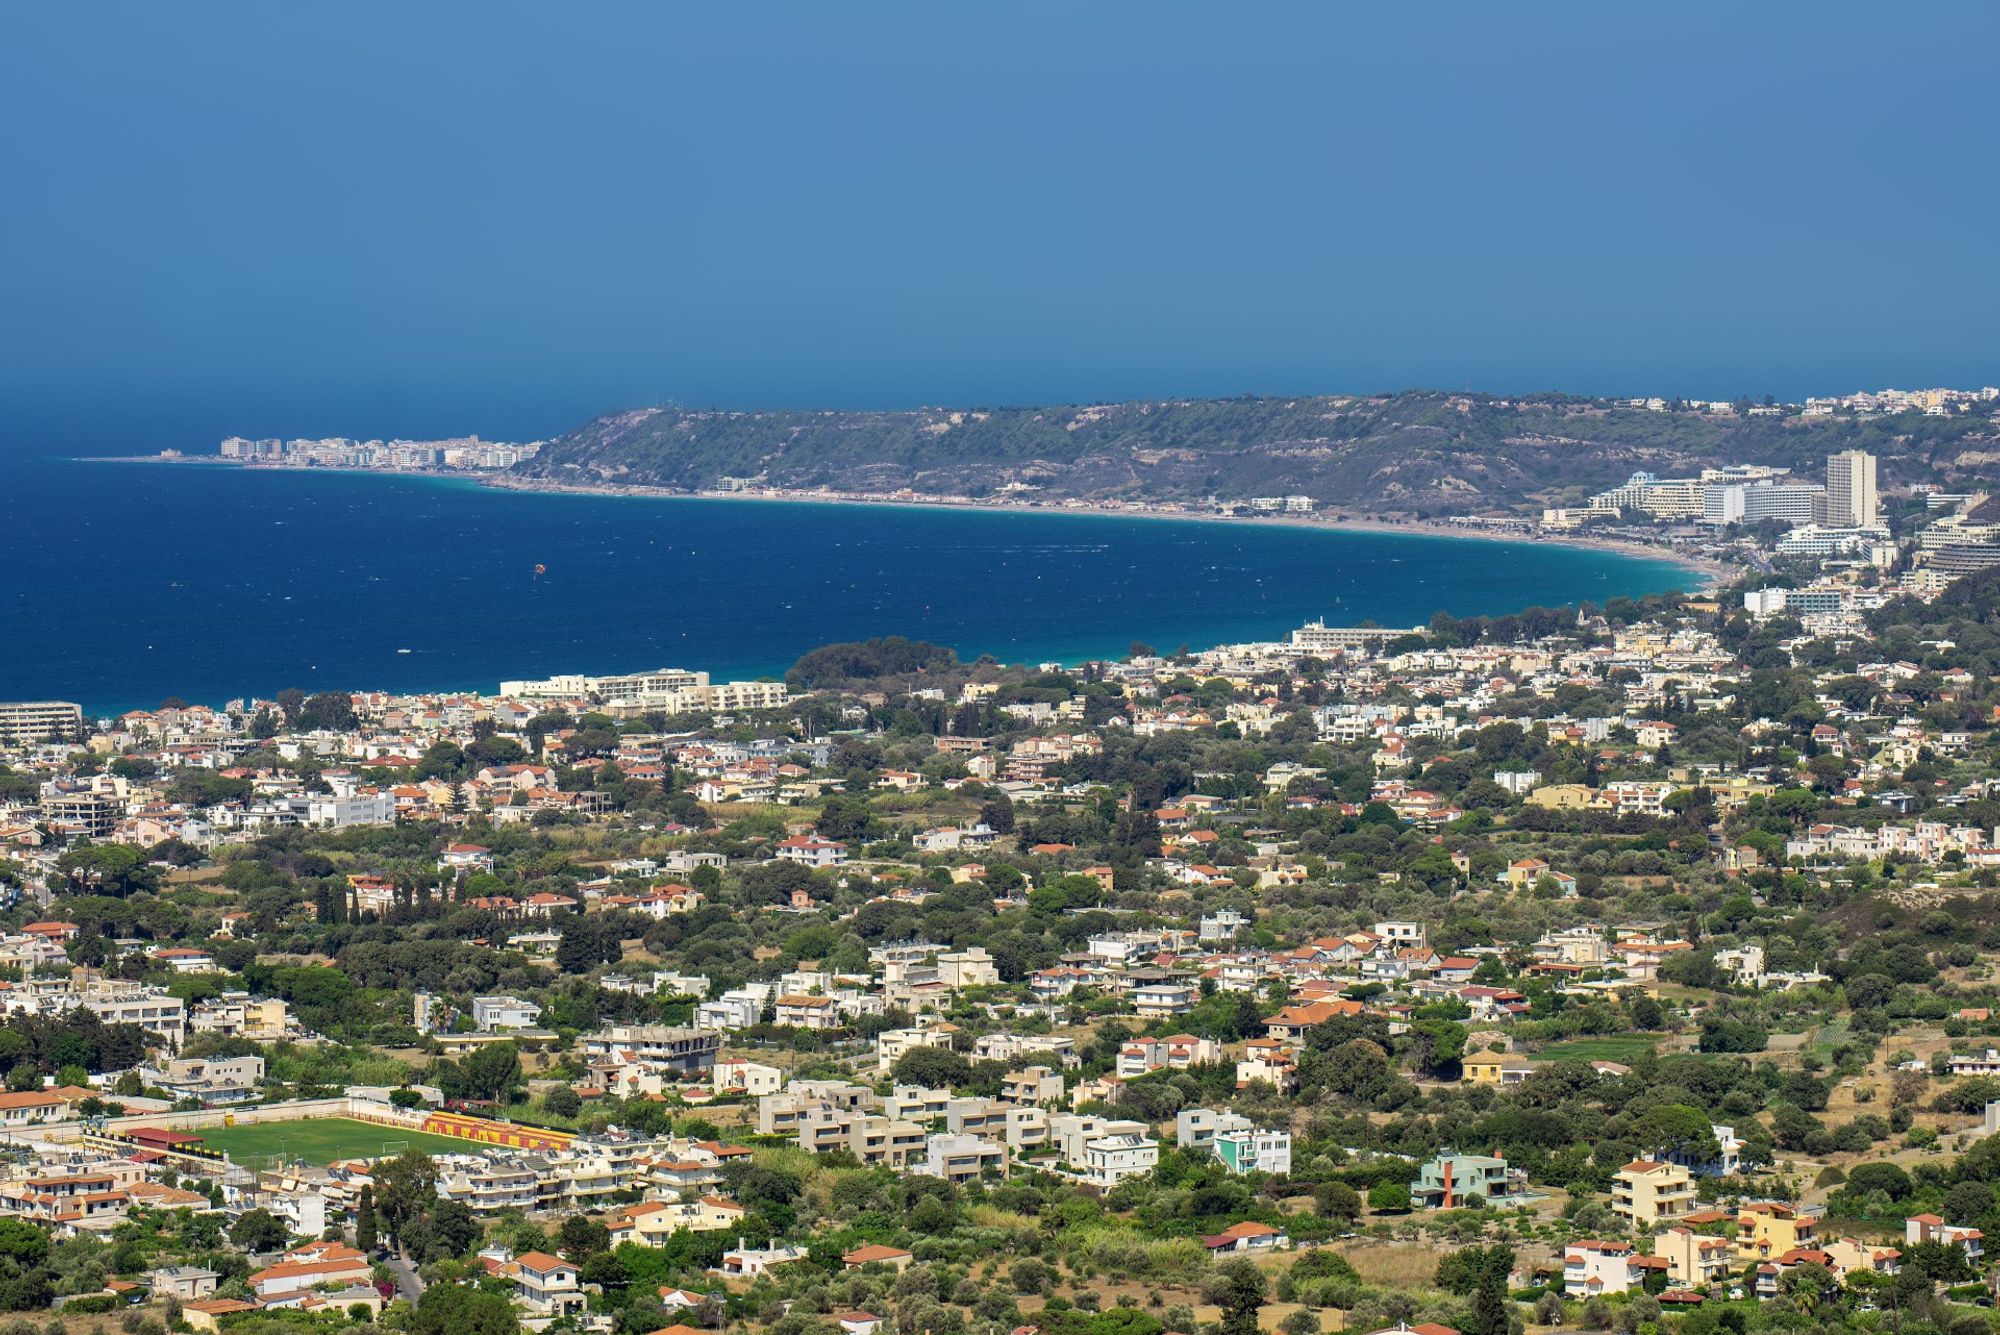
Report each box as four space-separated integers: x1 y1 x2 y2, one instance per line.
83 453 1736 591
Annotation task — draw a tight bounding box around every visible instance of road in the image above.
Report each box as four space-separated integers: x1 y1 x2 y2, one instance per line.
384 1251 424 1303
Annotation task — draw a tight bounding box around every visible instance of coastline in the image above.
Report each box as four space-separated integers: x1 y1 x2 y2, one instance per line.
84 453 1735 592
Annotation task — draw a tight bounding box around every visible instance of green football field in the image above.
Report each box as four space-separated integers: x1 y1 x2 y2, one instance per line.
183 1118 478 1166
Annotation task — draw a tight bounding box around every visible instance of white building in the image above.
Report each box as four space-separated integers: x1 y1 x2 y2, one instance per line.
471 996 542 1031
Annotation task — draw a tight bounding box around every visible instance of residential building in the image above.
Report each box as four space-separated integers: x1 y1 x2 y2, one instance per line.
1824 1236 1900 1283
1212 1126 1291 1176
501 1252 585 1317
1651 1228 1733 1287
1410 1152 1531 1210
1563 1240 1652 1296
1461 1051 1536 1087
1199 1221 1290 1255
0 700 84 744
1235 1040 1298 1092
1613 1160 1697 1229
1907 1214 1983 1265
922 1133 1007 1184
1736 1202 1820 1263
471 996 542 1031
1050 1114 1158 1187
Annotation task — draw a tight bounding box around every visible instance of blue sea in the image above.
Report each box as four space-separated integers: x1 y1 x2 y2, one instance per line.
0 457 1694 716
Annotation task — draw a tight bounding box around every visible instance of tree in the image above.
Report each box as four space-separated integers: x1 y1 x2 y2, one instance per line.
457 1041 524 1102
406 1199 480 1263
559 1214 611 1258
1465 1251 1511 1335
373 1151 439 1245
1366 1181 1410 1213
410 1280 520 1335
1209 1260 1265 1335
980 795 1016 835
1776 1261 1839 1318
297 691 358 731
354 1185 378 1252
892 1045 970 1089
1436 1246 1513 1297
815 795 876 842
1943 1180 1994 1226
1635 1104 1720 1164
229 1208 290 1253
557 916 606 975
1313 1180 1360 1223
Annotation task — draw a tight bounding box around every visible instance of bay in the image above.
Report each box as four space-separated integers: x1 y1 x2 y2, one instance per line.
0 457 1695 716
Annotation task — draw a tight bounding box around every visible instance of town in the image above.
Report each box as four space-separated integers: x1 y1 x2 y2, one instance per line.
6 529 2000 1335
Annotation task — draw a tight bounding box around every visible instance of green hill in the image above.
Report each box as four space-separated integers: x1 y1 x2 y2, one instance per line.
513 391 2000 518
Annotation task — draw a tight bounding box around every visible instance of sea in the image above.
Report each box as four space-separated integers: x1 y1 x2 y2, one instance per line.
0 456 1695 716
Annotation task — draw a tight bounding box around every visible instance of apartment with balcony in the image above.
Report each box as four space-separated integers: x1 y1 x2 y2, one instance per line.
1612 1159 1696 1229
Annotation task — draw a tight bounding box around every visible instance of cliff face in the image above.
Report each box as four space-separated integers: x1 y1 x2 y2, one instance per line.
513 393 1998 517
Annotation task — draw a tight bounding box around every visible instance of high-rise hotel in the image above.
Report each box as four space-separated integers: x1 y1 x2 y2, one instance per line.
1826 449 1879 528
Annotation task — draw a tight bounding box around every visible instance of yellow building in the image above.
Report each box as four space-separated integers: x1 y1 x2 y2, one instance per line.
1525 784 1607 811
1612 1159 1697 1228
1736 1202 1819 1263
1651 1227 1733 1287
1462 1051 1537 1087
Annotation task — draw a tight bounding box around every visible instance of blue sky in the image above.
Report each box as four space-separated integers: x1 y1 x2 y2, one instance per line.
2 2 1995 450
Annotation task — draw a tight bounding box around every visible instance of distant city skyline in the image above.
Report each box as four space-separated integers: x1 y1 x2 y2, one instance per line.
3 2 1998 456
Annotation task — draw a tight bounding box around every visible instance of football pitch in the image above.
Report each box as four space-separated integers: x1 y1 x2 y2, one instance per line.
185 1118 477 1166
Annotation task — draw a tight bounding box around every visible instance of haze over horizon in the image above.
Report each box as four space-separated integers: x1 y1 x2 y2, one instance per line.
4 1 1997 456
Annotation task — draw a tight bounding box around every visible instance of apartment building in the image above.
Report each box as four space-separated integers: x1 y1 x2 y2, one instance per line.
71 980 187 1049
711 1059 782 1097
882 1086 952 1124
1651 1228 1733 1287
1736 1202 1820 1263
1907 1213 1983 1264
1827 450 1879 528
1050 1114 1157 1187
1213 1126 1291 1176
1115 1034 1222 1078
922 1133 1007 1185
999 1066 1064 1106
141 1055 264 1105
1824 1236 1901 1283
944 1098 1011 1139
577 1025 719 1075
1234 1040 1298 1092
189 993 292 1042
603 1196 746 1246
757 1082 875 1136
471 996 542 1031
0 700 84 744
1564 1240 1653 1296
1613 1160 1697 1229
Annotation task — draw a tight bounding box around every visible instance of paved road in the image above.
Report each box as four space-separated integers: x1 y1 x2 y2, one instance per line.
384 1251 424 1303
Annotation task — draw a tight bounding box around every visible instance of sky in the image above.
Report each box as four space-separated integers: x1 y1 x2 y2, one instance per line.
3 2 1997 453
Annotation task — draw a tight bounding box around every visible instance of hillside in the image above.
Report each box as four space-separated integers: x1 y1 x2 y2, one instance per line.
513 392 2000 517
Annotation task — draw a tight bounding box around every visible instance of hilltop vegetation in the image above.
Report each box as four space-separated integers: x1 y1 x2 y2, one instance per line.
514 392 2000 517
